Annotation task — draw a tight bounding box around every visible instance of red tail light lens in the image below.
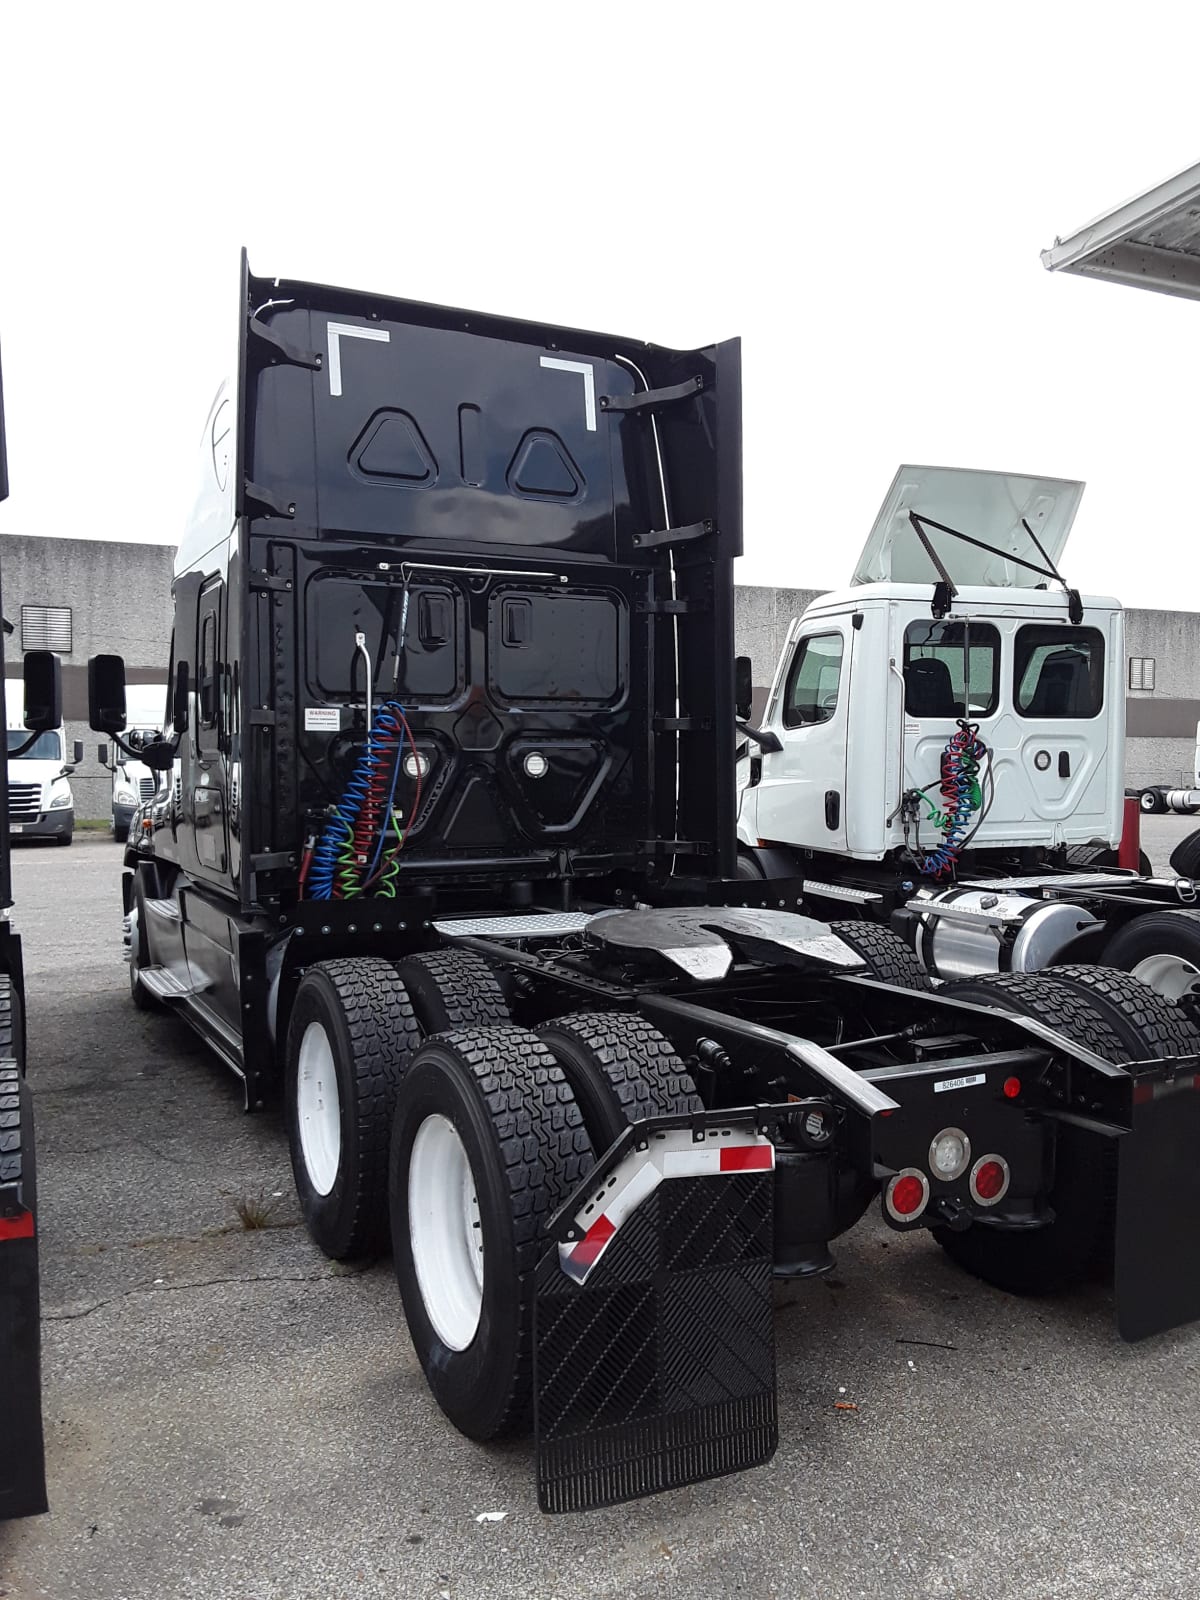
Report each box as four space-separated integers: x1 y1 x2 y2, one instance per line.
970 1155 1010 1206
1002 1077 1021 1100
884 1169 930 1222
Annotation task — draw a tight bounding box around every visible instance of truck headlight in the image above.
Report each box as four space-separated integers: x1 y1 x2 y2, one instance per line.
49 790 72 809
115 787 137 804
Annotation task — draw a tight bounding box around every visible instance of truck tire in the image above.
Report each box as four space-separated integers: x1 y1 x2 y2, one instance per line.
1039 963 1200 1059
537 1011 703 1149
113 823 130 844
1064 842 1153 877
285 959 421 1260
1095 913 1200 1006
389 1026 593 1439
827 921 934 991
55 831 72 847
0 973 25 1070
1140 787 1168 815
394 949 509 1033
932 968 1199 1295
1169 828 1200 880
0 1061 47 1518
736 851 765 881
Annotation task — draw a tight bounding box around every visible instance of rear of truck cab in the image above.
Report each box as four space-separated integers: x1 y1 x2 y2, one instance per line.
744 465 1125 862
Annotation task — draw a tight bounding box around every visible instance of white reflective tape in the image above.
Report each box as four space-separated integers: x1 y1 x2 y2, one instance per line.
559 1128 774 1284
327 321 391 397
539 356 597 430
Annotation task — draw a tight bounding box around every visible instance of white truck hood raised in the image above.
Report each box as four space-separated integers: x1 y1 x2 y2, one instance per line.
851 465 1085 588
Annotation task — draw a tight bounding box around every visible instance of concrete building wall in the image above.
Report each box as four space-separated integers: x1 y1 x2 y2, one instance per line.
1 535 175 823
1123 608 1200 790
734 585 1200 793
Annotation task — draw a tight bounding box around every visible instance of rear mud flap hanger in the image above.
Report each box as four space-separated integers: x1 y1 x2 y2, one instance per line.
534 1104 787 1513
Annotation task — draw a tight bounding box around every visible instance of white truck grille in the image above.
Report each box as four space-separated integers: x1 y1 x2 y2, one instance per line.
8 783 40 822
138 777 157 801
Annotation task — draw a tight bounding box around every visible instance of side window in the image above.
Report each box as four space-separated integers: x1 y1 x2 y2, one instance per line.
904 620 1000 718
199 612 217 727
1015 626 1105 719
783 633 844 728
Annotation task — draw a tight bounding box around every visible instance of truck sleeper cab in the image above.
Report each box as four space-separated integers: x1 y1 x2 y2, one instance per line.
89 266 1200 1513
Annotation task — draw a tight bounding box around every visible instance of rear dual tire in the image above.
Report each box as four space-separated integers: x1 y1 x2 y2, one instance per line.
285 959 421 1260
1101 910 1200 1006
390 1010 701 1440
389 1026 593 1439
934 967 1200 1295
285 950 510 1262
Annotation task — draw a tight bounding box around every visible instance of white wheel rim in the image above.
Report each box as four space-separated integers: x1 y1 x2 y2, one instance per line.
1141 793 1156 811
296 1021 341 1196
408 1114 484 1351
1131 953 1200 1003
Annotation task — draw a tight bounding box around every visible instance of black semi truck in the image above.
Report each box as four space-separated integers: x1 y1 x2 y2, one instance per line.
90 258 1200 1513
0 342 54 1521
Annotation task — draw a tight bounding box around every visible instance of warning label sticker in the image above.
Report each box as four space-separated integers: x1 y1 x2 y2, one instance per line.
304 707 341 732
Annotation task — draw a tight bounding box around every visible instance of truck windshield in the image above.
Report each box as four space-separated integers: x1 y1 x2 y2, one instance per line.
7 730 61 761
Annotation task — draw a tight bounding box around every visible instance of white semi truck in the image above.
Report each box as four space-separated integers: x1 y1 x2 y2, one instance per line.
4 714 82 846
99 683 167 839
736 463 1200 999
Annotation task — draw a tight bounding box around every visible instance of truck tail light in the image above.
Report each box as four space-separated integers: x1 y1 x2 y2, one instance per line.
970 1155 1010 1206
884 1169 930 1222
928 1126 970 1180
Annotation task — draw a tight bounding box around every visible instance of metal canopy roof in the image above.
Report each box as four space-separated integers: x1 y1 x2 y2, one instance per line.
1042 161 1200 300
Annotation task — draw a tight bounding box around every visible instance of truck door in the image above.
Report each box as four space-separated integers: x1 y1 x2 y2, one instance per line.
753 623 851 851
192 579 229 875
1000 621 1112 839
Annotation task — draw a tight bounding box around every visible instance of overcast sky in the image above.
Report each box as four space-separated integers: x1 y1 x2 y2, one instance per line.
2 3 1199 610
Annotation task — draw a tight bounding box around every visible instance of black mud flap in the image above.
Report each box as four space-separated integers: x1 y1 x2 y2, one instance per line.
1115 1077 1200 1342
533 1115 777 1513
0 1070 47 1519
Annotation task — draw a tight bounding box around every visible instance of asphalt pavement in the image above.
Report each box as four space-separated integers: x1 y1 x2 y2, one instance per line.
2 818 1199 1600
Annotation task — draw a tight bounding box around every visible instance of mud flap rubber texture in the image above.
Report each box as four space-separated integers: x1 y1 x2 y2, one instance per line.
534 1168 776 1512
1116 1087 1200 1341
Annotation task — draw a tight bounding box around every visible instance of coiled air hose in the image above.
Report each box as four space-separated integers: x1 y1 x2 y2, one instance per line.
921 719 988 880
306 701 411 900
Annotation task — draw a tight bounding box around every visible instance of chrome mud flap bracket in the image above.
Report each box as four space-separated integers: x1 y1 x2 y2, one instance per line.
533 1112 778 1513
1115 1067 1200 1342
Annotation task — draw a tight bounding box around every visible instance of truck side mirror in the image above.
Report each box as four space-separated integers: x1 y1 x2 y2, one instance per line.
23 650 61 732
173 661 190 734
72 739 83 766
97 743 109 767
89 654 128 734
735 656 754 723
